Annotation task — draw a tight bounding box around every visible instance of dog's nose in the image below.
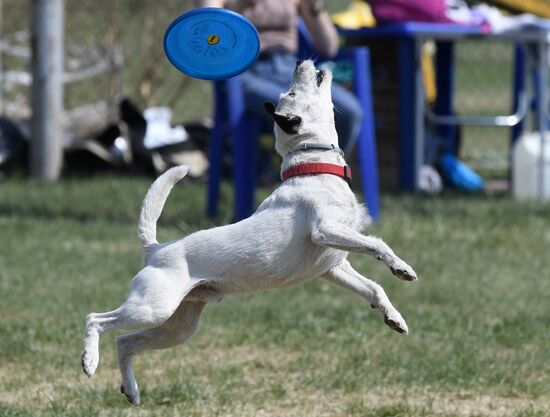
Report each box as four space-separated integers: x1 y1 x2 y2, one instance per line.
296 59 303 67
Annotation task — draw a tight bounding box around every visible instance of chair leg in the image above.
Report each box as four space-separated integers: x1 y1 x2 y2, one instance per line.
233 116 260 221
246 116 261 215
209 77 263 221
225 77 261 221
353 48 380 222
207 81 226 217
356 125 380 222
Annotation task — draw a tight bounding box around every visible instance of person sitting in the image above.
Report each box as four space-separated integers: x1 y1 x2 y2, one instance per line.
197 0 364 155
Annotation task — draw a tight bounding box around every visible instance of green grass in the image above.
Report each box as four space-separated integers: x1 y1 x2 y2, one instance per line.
1 176 549 416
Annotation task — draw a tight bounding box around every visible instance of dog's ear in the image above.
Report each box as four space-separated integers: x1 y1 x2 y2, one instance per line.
264 102 302 134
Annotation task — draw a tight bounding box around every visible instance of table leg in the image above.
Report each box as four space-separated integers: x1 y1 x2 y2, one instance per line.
535 40 548 199
414 37 426 190
397 38 418 190
511 43 526 147
434 40 456 155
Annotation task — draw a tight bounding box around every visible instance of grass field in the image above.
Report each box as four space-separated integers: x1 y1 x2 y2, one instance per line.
1 0 547 414
1 175 549 417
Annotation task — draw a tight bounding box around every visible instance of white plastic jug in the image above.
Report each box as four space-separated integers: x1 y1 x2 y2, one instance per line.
512 132 550 201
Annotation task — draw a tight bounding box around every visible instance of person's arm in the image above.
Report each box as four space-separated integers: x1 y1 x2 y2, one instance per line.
195 0 225 7
299 0 339 58
195 0 255 11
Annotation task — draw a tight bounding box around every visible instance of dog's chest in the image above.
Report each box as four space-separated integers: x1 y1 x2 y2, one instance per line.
263 177 368 231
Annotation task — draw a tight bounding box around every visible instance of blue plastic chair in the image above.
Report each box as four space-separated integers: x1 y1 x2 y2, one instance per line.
207 21 380 222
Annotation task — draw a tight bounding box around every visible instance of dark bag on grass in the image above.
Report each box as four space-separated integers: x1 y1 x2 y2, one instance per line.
0 117 27 175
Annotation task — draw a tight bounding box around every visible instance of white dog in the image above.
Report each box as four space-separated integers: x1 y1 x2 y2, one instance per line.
81 60 417 406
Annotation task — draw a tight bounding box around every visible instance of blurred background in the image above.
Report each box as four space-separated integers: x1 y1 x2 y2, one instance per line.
0 0 516 183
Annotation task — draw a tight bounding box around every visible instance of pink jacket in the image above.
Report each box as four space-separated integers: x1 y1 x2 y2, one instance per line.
370 0 453 23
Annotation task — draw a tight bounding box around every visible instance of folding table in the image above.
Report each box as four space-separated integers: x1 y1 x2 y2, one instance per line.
340 22 549 197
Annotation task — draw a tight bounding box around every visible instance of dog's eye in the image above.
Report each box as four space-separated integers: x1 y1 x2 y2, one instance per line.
287 92 296 97
316 70 325 87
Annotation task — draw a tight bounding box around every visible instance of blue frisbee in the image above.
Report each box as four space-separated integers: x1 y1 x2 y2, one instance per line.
164 8 260 80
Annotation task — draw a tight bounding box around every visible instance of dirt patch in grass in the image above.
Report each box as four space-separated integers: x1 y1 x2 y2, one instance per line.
1 344 548 417
233 390 550 417
425 394 549 416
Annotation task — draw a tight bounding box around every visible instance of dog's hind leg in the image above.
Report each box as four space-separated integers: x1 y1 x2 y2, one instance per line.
82 266 200 378
322 260 409 334
312 223 417 281
81 310 120 378
116 300 206 406
186 286 223 303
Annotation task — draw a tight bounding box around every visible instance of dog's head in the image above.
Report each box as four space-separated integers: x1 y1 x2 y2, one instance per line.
264 60 338 156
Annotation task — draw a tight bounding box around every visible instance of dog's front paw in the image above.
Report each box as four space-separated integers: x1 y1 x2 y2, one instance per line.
383 310 409 334
121 382 141 406
390 260 417 282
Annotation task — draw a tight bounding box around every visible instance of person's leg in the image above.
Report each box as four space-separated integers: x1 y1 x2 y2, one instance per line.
240 53 296 123
241 54 364 155
331 82 364 155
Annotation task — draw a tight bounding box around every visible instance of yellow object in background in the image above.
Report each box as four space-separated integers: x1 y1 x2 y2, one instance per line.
331 1 437 105
486 0 550 18
422 42 437 105
332 1 376 29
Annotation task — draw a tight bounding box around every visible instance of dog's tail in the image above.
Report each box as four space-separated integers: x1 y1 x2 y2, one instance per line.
137 165 189 249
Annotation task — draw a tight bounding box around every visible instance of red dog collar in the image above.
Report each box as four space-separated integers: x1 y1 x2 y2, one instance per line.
282 163 352 184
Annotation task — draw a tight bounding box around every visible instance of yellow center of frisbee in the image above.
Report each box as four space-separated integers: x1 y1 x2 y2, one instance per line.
207 34 220 45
